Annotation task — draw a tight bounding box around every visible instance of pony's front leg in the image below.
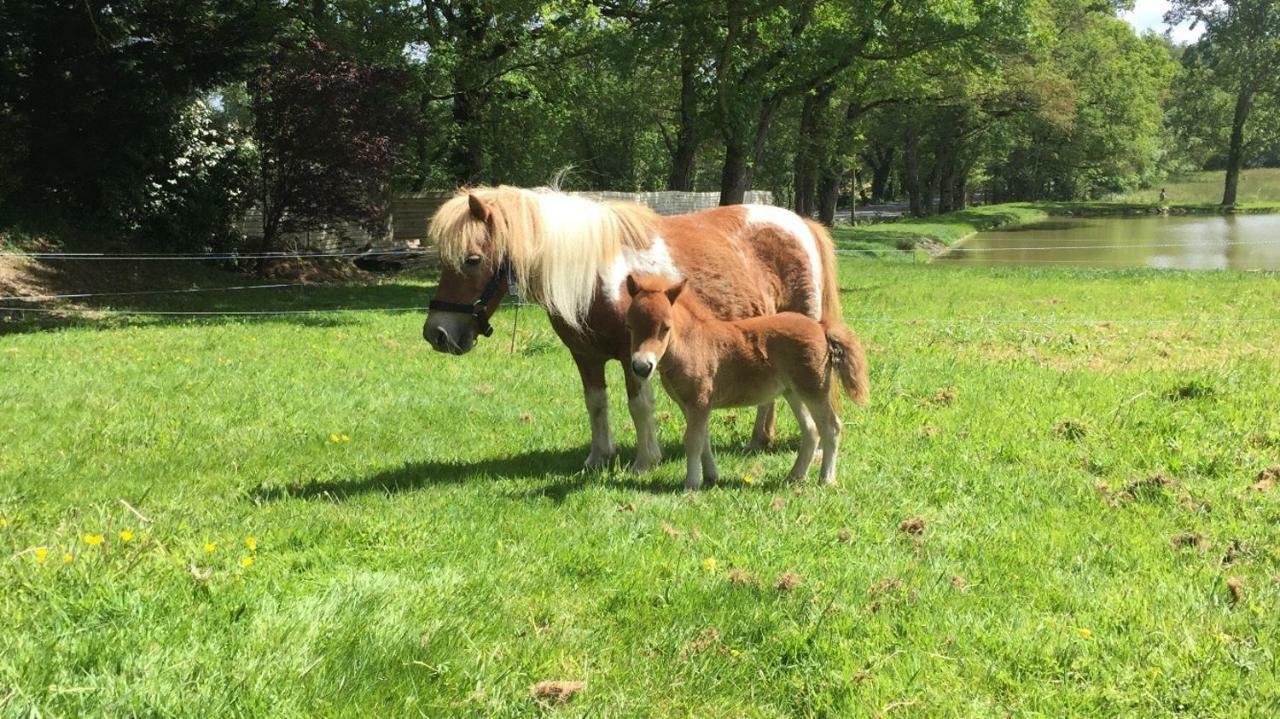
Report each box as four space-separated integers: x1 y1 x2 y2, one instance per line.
682 405 711 490
700 427 719 487
573 353 615 469
623 370 663 473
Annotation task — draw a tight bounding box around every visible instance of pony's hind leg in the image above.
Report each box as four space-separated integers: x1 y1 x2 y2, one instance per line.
747 402 777 451
624 369 663 473
783 392 819 483
806 394 842 486
682 405 711 490
573 353 615 469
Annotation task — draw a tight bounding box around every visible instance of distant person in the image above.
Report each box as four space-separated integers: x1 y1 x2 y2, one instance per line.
1159 188 1167 204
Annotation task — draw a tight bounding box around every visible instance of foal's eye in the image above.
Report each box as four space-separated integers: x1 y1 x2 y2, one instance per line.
660 325 670 338
463 254 482 267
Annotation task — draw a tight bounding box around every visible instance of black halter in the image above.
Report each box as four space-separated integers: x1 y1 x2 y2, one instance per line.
427 257 512 338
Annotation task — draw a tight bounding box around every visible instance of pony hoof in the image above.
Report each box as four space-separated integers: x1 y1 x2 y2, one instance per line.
583 451 615 470
628 452 662 474
704 472 718 487
683 478 704 491
745 438 773 452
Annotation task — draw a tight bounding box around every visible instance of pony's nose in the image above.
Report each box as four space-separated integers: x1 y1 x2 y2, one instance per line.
426 325 449 349
631 358 654 379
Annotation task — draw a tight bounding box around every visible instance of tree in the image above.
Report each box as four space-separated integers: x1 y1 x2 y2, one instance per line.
1168 0 1280 206
249 39 413 254
0 0 277 238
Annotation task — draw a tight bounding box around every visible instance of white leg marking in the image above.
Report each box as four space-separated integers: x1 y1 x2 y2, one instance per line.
743 205 823 317
628 380 663 473
584 388 615 468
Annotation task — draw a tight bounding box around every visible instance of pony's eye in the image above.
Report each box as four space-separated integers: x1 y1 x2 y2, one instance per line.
660 325 670 337
464 254 482 267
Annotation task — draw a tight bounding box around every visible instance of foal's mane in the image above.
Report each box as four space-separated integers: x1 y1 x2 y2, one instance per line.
430 185 658 329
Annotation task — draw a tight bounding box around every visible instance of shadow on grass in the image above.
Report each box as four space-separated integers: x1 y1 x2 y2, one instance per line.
249 438 782 503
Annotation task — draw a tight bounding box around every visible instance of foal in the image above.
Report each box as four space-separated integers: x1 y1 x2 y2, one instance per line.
624 274 869 489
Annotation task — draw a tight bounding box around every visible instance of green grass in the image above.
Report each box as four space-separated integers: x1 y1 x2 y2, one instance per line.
832 204 1049 254
3 261 1280 716
1111 168 1280 206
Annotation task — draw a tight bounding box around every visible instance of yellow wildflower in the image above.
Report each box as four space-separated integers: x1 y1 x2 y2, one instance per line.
340 434 351 442
1217 632 1232 644
702 557 718 573
245 536 257 551
729 649 740 657
62 553 74 564
204 542 217 553
119 529 135 543
742 474 754 486
34 547 49 563
241 556 255 568
1078 629 1092 640
329 433 341 443
83 534 104 546
0 517 8 528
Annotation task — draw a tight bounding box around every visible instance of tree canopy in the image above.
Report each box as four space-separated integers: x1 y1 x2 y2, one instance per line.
0 0 1274 248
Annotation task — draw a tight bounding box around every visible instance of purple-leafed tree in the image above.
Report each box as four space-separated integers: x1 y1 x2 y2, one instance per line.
249 38 413 255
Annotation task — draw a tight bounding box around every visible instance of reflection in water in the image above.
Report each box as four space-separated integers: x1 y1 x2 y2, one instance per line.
938 214 1280 270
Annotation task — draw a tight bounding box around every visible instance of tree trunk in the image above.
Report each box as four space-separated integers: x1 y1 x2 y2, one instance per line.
793 88 830 216
666 33 699 191
719 141 750 205
867 147 894 203
1222 85 1254 207
903 125 925 217
817 168 840 226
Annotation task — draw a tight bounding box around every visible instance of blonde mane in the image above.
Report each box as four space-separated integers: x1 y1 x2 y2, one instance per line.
429 185 657 329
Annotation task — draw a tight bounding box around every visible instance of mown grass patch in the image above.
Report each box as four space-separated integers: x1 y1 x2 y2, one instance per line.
3 261 1280 716
1110 168 1280 206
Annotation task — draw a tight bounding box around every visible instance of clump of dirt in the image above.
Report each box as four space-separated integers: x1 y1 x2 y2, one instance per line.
679 627 720 659
836 528 853 543
1250 467 1279 492
867 577 905 597
1122 473 1175 501
775 572 802 592
616 501 636 512
1226 576 1245 604
257 256 373 283
770 497 786 512
727 568 756 586
660 522 682 539
1222 539 1245 566
1170 532 1205 550
529 680 584 705
1054 419 1089 441
950 575 968 591
1165 379 1215 401
922 387 957 407
898 516 926 535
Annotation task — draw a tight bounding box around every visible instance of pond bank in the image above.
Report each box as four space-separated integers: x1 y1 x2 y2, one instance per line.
833 200 1280 255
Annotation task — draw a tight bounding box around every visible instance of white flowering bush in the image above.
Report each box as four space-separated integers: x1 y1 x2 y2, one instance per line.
134 97 256 252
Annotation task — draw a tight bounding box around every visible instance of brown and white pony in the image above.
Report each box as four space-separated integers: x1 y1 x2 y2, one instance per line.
423 186 842 471
623 274 869 489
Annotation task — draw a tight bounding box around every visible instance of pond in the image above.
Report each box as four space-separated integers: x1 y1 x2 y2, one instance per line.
937 214 1280 271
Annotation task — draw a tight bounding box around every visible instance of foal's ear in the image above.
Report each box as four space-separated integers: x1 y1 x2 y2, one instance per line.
625 274 640 297
665 279 687 303
467 193 491 223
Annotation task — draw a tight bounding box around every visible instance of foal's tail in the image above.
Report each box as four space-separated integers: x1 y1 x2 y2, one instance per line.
822 320 870 406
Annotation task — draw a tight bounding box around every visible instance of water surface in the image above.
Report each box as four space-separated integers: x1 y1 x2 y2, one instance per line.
939 214 1280 270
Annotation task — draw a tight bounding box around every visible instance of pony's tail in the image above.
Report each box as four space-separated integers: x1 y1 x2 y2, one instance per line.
805 218 843 325
822 320 869 407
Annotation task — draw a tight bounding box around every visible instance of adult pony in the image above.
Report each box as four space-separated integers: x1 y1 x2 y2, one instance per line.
423 186 842 471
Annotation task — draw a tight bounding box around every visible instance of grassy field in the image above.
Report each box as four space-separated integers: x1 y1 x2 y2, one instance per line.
1112 168 1280 206
3 259 1280 716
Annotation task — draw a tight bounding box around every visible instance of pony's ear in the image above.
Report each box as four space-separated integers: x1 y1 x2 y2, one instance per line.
467 193 491 223
625 274 640 297
666 279 687 303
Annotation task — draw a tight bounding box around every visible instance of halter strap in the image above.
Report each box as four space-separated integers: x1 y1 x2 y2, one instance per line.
427 257 512 338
